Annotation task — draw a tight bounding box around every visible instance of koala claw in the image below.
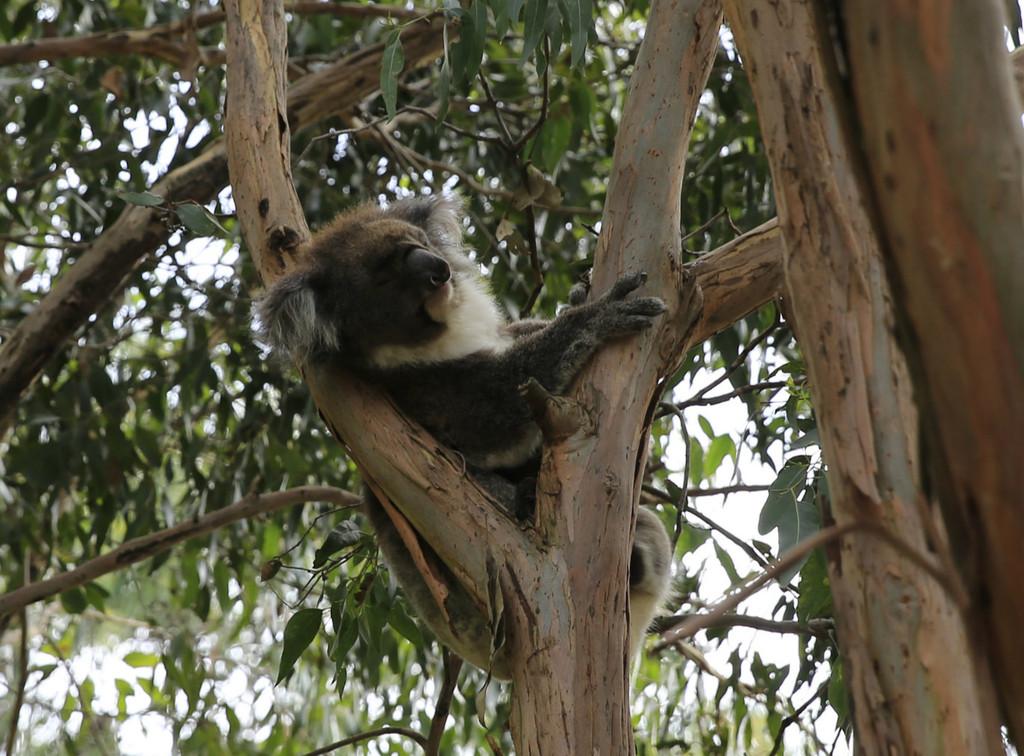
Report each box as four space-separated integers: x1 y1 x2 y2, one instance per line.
606 271 648 301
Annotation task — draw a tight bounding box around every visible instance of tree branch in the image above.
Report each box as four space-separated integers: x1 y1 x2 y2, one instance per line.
656 612 834 638
687 218 782 341
0 2 425 68
303 726 428 756
500 2 721 751
3 556 29 756
0 486 358 618
642 482 773 499
655 517 963 649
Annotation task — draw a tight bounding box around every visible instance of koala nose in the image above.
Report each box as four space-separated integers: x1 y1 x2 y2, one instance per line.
406 247 451 290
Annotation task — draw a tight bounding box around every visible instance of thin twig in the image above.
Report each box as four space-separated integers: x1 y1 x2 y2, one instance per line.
642 483 773 499
769 681 829 756
656 612 834 638
399 105 507 145
514 36 551 151
655 519 965 650
4 555 30 756
671 639 761 698
477 72 515 147
681 207 727 244
683 504 771 568
658 402 691 546
303 726 428 755
682 312 781 406
425 651 463 755
520 200 544 314
0 234 86 251
676 380 792 409
654 522 864 650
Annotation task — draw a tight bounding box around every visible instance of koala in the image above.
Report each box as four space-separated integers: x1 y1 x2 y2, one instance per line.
258 195 672 678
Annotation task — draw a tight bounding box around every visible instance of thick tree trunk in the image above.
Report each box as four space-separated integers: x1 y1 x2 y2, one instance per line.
724 2 1003 753
503 2 719 751
840 2 1024 743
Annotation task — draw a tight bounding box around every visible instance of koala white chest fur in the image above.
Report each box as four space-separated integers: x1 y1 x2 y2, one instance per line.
258 194 672 679
368 267 513 369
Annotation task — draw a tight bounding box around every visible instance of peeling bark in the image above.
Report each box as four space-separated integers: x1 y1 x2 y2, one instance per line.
724 1 1002 753
841 1 1024 743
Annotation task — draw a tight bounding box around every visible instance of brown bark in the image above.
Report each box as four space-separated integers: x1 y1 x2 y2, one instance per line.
724 1 1002 753
0 17 447 434
841 1 1024 743
689 218 780 340
0 2 423 68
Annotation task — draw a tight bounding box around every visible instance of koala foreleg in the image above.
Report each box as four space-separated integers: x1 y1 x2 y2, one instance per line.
501 272 666 394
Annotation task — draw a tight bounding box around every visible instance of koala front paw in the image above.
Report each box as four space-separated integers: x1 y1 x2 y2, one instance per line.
603 296 667 334
593 272 666 336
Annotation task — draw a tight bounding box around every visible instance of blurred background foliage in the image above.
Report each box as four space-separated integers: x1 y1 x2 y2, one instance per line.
0 0 845 753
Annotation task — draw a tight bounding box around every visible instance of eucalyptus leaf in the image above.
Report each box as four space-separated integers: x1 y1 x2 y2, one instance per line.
119 191 165 207
174 203 227 237
276 608 322 684
381 30 405 118
562 0 591 66
521 0 549 60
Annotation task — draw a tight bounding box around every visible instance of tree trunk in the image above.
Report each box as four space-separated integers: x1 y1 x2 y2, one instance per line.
501 1 719 750
840 2 1024 743
724 1 1003 753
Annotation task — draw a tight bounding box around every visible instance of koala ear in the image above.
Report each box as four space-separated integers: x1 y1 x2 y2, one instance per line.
255 269 340 364
387 195 465 255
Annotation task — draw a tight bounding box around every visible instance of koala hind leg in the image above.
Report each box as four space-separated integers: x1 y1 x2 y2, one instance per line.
628 507 672 660
362 489 512 679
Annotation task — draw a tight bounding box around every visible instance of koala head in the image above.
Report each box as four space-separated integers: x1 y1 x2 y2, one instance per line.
257 195 500 367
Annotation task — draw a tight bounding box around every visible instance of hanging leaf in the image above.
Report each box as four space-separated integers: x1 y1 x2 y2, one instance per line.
490 0 511 38
451 1 486 86
520 0 549 60
436 59 451 123
119 191 165 207
313 520 362 568
562 0 591 66
381 29 405 119
174 203 227 237
506 0 526 27
276 607 322 684
758 456 820 584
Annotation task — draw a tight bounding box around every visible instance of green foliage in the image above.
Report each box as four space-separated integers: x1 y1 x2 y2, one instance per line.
758 456 821 584
0 0 838 753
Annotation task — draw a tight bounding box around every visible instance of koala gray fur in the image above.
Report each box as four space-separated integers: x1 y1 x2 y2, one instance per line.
258 195 672 678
